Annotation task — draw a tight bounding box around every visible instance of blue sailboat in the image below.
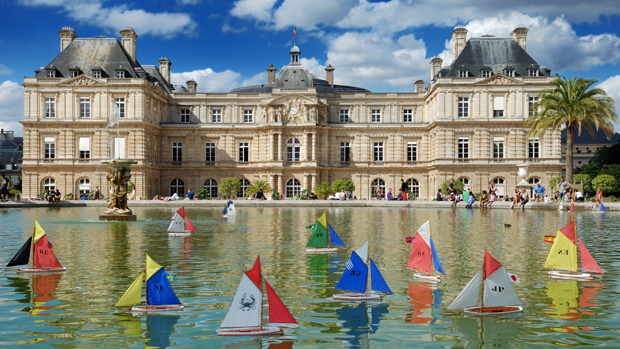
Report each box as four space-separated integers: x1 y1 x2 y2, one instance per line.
334 241 392 301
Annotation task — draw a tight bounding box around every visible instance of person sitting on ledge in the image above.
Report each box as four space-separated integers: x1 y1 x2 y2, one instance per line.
152 195 160 200
255 189 265 200
436 189 443 201
330 191 341 200
397 189 403 201
309 192 318 200
54 189 62 204
575 189 584 202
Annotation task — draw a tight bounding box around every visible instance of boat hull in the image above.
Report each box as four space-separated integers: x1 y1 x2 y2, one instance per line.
463 306 523 315
306 248 339 253
413 273 441 282
130 305 184 312
17 267 66 273
333 293 384 301
217 327 283 336
549 271 592 280
168 232 192 236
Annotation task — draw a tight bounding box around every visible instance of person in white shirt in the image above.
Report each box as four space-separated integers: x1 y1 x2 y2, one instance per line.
575 190 584 202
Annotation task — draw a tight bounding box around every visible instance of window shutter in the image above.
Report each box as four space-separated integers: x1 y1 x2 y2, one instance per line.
79 137 90 151
493 96 504 110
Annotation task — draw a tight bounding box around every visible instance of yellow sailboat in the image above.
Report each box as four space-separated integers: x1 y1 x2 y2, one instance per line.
544 221 603 280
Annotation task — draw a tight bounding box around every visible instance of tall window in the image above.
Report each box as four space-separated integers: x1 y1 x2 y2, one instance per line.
78 178 90 196
180 109 190 124
458 177 470 189
528 177 540 198
340 142 350 162
115 98 125 118
44 137 55 159
239 142 249 162
493 177 506 197
43 178 55 193
493 96 504 118
529 138 540 159
79 137 90 159
212 109 222 123
373 142 384 161
407 178 420 198
371 178 385 198
458 137 469 159
529 96 539 116
203 179 218 199
239 179 250 198
407 142 417 162
493 137 504 159
458 97 468 118
114 137 125 159
172 142 182 162
80 97 90 118
371 109 381 123
285 178 302 198
244 110 253 123
170 179 184 196
339 109 349 123
45 98 55 118
205 142 215 162
403 109 413 123
286 138 301 161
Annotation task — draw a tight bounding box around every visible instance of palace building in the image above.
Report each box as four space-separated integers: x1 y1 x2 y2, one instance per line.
20 26 562 200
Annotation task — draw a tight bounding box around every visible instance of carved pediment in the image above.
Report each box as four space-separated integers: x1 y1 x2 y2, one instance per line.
475 74 523 85
60 75 106 86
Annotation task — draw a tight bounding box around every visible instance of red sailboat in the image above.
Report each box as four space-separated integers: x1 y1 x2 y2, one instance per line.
7 221 66 272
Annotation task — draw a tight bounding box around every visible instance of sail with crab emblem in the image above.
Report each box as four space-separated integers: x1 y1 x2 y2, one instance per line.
220 260 263 329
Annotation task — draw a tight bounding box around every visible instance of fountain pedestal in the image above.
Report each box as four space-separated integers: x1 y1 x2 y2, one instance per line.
99 159 138 221
515 164 534 191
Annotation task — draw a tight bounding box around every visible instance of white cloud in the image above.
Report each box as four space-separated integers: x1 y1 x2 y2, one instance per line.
241 72 268 87
272 0 358 30
19 0 196 38
0 63 12 75
171 68 242 92
230 0 278 22
599 76 620 126
177 0 201 5
0 81 24 136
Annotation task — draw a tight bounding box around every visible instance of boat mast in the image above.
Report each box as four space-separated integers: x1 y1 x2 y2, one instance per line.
365 245 370 296
575 222 580 272
144 258 148 308
430 225 434 276
260 275 264 330
479 255 485 311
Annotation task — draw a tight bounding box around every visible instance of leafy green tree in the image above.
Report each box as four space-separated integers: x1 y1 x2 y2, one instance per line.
331 179 355 193
196 188 210 200
245 180 272 196
526 76 618 183
297 189 311 200
592 174 617 194
313 182 334 199
572 174 592 194
590 142 620 166
271 190 281 200
575 163 601 179
549 176 562 192
441 179 464 195
218 177 241 199
600 164 620 191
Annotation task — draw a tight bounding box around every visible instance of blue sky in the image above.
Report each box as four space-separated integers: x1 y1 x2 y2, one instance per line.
2 0 620 135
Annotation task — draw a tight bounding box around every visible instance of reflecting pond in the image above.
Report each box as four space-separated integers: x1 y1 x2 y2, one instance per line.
1 206 619 348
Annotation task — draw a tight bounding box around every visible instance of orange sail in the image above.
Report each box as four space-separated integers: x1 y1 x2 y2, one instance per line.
185 217 196 232
265 281 297 324
578 239 603 274
33 234 63 269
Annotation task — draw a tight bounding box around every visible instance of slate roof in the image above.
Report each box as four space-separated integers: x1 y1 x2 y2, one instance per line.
0 137 23 172
228 78 370 94
439 37 552 79
561 128 620 145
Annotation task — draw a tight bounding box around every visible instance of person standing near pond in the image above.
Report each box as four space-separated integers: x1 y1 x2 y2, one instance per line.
400 179 409 200
1 174 8 201
94 186 100 200
447 179 455 196
376 186 382 200
559 176 571 201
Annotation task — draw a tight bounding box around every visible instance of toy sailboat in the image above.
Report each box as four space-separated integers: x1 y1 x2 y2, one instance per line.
544 221 603 280
168 207 196 236
115 254 183 312
407 221 445 282
306 212 346 253
222 200 237 218
218 256 297 336
447 249 523 314
334 241 392 301
7 221 66 272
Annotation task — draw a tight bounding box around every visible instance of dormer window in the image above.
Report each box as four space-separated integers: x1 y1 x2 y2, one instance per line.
93 71 101 78
458 70 468 78
46 70 56 78
503 70 515 77
482 70 491 78
528 69 539 77
69 65 81 78
116 71 125 78
527 65 540 77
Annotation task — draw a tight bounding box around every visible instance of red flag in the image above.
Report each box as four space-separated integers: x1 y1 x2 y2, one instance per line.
293 28 297 36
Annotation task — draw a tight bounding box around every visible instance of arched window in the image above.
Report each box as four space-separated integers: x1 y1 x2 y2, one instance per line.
286 138 301 162
492 177 505 198
78 178 90 196
170 179 184 197
239 178 250 198
203 179 218 199
528 177 541 198
285 178 301 198
42 178 55 193
371 178 386 198
458 177 470 190
407 178 420 198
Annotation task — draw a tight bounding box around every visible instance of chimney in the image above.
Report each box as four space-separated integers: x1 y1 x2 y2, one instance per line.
59 27 78 52
414 80 425 93
158 57 171 84
430 57 443 81
119 27 138 62
510 25 529 51
267 65 277 84
186 79 197 93
451 26 468 62
325 64 335 85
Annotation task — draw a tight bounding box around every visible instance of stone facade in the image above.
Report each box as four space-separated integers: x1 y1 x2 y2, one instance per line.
20 26 562 200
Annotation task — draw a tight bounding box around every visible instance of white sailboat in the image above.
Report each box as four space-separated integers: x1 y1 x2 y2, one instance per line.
168 207 196 236
222 200 237 218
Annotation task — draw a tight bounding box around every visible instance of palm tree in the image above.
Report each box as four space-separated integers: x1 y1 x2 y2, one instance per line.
245 180 272 197
313 182 333 200
526 76 618 182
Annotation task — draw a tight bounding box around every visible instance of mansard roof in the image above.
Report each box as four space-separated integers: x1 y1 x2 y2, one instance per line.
229 75 370 93
443 37 552 78
561 128 620 145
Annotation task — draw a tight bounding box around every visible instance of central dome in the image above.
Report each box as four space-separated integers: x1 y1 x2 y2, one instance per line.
275 43 313 88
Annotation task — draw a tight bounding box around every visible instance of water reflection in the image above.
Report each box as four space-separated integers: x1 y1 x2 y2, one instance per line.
545 281 603 333
407 282 442 325
336 302 389 348
145 314 180 348
222 338 295 349
451 317 521 349
7 273 63 317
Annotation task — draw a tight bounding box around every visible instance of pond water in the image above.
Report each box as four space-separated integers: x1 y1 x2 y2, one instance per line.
0 206 619 348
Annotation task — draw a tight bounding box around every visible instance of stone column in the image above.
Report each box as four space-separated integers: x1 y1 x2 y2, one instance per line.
311 174 317 191
304 133 310 161
312 132 317 160
304 174 310 190
277 133 282 161
278 175 285 197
